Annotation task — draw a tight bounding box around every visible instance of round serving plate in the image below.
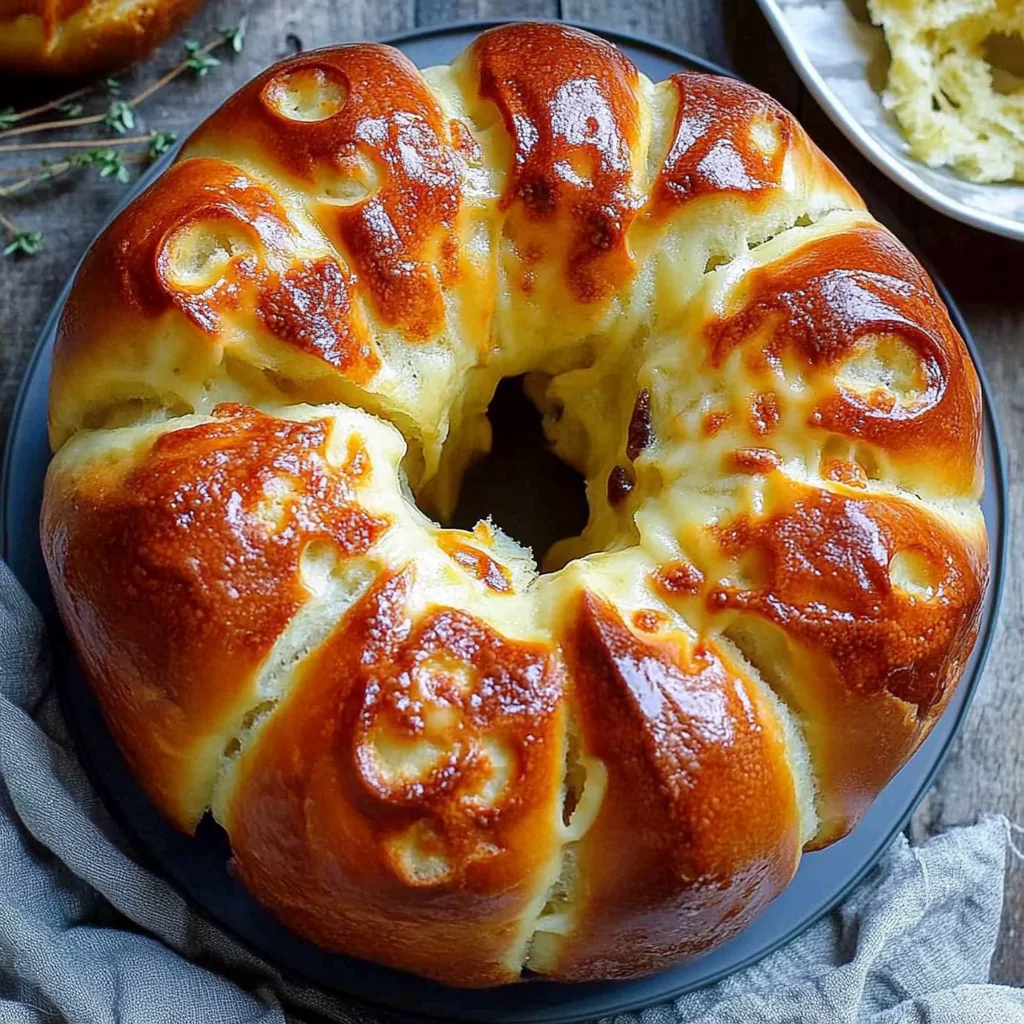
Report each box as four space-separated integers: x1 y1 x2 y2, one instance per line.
756 0 1024 242
0 20 1009 1024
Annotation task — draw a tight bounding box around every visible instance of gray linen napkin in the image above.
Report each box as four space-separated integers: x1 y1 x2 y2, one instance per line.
1 560 1022 1024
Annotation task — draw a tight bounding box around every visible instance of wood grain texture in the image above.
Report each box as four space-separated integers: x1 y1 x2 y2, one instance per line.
563 0 728 66
1 0 1021 986
417 0 558 24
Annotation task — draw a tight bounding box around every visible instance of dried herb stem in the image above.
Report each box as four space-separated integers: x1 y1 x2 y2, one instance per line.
1 112 108 139
0 150 151 195
0 33 229 141
0 18 244 258
0 133 159 154
8 83 96 125
131 36 224 107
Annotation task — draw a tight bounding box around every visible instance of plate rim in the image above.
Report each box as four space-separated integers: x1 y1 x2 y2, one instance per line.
0 17 1010 1024
756 0 1024 242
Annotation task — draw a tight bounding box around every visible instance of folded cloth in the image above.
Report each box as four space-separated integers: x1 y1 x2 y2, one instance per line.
1 561 1022 1024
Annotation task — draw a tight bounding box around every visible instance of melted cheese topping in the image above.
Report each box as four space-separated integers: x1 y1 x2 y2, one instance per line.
41 23 988 988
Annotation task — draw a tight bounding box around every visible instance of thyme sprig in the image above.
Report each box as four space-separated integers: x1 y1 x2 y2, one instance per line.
0 133 178 198
0 26 245 141
0 23 245 258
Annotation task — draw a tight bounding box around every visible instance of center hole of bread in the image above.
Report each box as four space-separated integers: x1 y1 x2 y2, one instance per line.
448 376 589 561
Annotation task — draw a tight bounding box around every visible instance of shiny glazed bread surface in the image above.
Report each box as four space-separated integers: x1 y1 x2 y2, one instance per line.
41 23 988 986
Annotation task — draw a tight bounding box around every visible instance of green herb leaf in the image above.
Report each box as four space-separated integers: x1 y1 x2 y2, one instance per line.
105 76 121 96
0 107 15 131
57 99 84 118
103 99 135 135
74 148 131 183
98 149 129 182
148 131 178 160
71 148 108 168
67 150 97 169
184 40 221 76
221 14 248 53
3 230 44 258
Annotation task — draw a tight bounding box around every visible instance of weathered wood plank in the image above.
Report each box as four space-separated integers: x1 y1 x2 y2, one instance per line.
562 0 730 68
902 205 1024 986
416 0 558 26
560 0 804 119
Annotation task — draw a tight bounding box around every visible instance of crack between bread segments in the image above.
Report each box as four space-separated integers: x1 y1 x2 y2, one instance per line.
207 551 383 825
698 203 855 278
516 716 607 977
715 618 823 848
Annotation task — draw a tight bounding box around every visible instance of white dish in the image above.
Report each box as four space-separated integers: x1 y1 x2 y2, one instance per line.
757 0 1024 240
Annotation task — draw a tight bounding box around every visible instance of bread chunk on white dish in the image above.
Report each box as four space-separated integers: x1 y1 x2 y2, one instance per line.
758 0 1024 239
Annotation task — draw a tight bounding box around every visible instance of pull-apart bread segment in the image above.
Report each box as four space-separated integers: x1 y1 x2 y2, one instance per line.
42 22 988 986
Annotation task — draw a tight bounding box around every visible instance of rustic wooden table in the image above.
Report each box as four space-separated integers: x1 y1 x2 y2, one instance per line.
1 0 1021 986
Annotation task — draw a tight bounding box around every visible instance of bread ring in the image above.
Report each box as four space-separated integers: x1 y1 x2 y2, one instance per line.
41 23 988 986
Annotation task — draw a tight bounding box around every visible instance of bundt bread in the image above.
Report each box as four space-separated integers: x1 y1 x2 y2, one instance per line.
0 0 203 74
41 23 989 987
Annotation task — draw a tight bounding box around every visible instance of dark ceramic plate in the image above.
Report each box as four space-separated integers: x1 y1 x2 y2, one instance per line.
0 21 1008 1024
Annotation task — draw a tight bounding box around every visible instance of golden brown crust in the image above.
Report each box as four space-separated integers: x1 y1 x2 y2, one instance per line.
714 486 984 711
703 223 983 497
652 73 853 213
468 22 644 303
653 474 987 842
549 591 802 980
0 0 203 75
708 478 987 840
50 159 379 447
186 45 463 341
223 566 567 987
41 405 389 830
64 159 365 346
437 532 514 592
